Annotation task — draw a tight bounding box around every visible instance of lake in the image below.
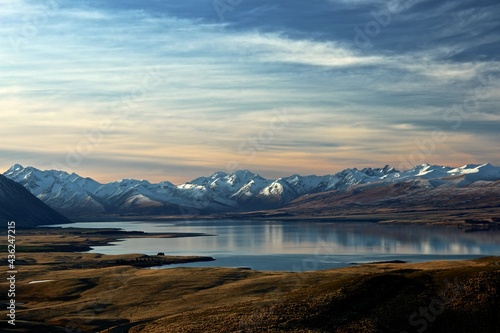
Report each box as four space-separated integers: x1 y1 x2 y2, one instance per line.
48 220 500 271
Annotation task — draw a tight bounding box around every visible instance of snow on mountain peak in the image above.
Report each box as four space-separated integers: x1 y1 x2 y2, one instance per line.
451 163 500 186
229 169 258 181
3 163 500 216
260 180 284 196
7 164 24 172
211 171 229 178
361 165 398 177
449 163 494 175
401 164 452 179
382 165 397 173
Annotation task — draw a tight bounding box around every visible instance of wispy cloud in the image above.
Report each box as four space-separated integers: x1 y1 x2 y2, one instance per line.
1 0 499 181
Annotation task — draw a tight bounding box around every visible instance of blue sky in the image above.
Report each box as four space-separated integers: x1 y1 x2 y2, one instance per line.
1 0 499 183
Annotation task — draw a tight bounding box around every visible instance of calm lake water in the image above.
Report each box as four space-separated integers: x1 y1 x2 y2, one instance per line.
48 220 500 271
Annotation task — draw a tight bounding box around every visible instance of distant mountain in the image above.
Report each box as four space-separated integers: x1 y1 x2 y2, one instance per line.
0 174 72 228
280 163 500 216
3 163 500 217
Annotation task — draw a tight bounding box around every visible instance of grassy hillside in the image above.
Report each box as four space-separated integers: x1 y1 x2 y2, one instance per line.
1 228 498 332
1 255 498 332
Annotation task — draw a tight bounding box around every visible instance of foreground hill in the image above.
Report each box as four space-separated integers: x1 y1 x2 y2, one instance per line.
138 258 500 333
1 241 498 333
0 174 71 227
3 163 500 218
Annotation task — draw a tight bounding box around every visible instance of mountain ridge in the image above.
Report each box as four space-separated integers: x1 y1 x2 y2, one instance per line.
3 163 500 217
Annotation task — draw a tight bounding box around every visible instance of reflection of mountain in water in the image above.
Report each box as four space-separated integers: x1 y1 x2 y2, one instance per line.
264 223 494 255
52 221 500 258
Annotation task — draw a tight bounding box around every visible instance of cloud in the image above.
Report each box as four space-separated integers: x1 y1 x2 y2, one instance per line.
229 33 384 67
1 0 499 181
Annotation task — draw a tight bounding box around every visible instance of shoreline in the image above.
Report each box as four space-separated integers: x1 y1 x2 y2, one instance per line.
0 227 214 258
67 208 500 232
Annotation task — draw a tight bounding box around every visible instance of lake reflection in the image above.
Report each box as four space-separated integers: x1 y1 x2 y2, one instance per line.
49 220 500 271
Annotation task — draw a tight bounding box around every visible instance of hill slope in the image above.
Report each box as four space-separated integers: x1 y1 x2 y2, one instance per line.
0 174 71 227
4 251 499 333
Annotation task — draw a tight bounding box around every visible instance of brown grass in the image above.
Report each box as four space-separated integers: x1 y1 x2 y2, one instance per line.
0 230 499 332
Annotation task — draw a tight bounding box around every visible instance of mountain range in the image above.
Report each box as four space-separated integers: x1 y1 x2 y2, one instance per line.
3 163 500 218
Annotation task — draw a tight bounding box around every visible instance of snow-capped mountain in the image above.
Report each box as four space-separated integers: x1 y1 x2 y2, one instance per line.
0 173 72 227
3 163 500 217
282 165 500 218
5 164 106 215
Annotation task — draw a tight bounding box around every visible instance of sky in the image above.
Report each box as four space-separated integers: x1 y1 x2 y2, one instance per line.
1 0 499 184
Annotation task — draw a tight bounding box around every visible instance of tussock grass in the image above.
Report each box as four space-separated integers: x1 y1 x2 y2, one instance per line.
1 230 499 332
